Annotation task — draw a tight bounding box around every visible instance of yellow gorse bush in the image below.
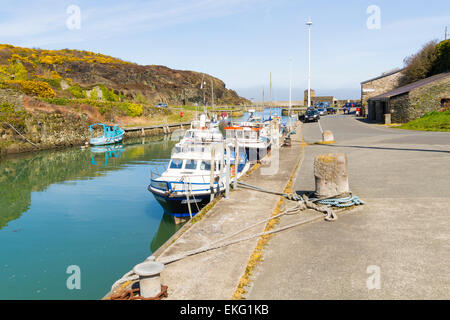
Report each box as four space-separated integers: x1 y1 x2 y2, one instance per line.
5 80 56 98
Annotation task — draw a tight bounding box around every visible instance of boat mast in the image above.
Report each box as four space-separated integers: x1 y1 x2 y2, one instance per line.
262 85 265 121
269 72 272 120
211 77 214 118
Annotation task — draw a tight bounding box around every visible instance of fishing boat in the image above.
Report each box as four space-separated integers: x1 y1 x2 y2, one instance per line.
225 122 271 162
89 123 124 146
148 143 250 217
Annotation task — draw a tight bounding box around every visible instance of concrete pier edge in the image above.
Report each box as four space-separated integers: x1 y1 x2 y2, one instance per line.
232 124 306 299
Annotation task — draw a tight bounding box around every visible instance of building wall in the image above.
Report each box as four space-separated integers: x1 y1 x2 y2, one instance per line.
310 96 337 106
391 76 450 122
361 71 404 114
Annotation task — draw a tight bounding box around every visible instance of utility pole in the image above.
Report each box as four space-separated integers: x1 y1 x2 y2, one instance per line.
445 26 448 40
306 18 312 108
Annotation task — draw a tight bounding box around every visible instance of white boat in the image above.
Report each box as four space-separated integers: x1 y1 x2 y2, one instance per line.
225 122 271 162
148 143 250 217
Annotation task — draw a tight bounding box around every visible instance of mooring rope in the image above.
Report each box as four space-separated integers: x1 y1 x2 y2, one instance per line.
111 183 365 293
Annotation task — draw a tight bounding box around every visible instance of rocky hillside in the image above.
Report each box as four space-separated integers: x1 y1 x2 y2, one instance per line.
0 44 248 106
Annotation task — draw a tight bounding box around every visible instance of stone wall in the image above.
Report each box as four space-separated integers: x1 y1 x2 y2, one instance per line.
390 76 450 122
390 94 410 123
361 70 404 112
0 88 24 110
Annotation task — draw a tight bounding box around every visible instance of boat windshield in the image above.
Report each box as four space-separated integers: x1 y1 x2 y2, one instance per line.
169 159 183 169
200 160 211 171
184 159 197 170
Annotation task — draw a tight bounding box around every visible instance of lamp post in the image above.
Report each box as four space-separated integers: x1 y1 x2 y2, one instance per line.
289 58 293 117
306 18 312 108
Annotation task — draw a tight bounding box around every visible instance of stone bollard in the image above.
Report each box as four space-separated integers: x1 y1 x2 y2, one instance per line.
314 153 349 198
384 113 391 125
322 130 335 143
133 261 165 298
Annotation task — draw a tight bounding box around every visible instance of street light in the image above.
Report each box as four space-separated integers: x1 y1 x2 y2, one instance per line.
306 18 312 108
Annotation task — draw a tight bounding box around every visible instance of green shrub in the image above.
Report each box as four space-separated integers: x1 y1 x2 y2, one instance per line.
69 85 86 98
89 89 98 100
99 84 118 102
0 102 27 131
433 39 450 74
40 78 61 90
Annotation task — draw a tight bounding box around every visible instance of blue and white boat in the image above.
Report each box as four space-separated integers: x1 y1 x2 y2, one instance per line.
148 143 250 217
89 123 124 146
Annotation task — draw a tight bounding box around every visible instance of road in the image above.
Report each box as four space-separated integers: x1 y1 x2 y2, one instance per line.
246 115 450 299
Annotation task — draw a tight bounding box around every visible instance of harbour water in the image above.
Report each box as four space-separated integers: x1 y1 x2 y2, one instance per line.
0 135 184 299
0 108 290 300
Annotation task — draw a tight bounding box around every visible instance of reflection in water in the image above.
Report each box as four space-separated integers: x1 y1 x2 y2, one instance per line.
90 144 125 166
0 134 187 299
0 137 177 231
150 213 185 253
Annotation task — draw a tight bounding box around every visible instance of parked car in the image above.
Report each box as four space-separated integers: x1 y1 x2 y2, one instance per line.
316 102 330 109
342 102 355 114
327 107 337 114
155 103 168 108
303 109 320 122
317 108 327 116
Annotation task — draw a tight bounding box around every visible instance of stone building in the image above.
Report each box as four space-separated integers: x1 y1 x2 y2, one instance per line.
367 72 450 123
303 89 315 106
311 96 338 106
360 68 404 116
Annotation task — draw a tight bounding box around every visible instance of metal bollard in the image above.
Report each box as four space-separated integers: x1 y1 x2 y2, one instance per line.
133 261 165 298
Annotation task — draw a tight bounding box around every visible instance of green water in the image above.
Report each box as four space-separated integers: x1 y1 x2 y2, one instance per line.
0 136 185 299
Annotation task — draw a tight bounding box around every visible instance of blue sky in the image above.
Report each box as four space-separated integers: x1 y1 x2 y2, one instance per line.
0 0 449 100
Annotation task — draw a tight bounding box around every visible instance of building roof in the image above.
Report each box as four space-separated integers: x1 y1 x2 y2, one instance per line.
369 72 450 100
361 68 405 84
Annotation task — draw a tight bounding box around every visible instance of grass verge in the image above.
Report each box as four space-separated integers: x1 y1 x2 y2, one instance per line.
397 110 450 132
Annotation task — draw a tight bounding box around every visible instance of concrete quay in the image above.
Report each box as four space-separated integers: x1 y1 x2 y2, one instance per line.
135 122 306 300
246 115 450 299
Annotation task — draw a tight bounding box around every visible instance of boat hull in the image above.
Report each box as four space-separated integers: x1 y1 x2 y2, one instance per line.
230 144 271 162
90 134 124 146
148 185 219 217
